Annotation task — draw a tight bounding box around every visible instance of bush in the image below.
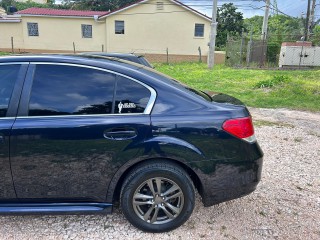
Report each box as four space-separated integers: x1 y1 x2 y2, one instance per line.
255 75 291 88
267 42 281 63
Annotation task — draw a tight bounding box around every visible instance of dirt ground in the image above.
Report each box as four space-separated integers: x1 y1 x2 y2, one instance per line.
0 108 319 240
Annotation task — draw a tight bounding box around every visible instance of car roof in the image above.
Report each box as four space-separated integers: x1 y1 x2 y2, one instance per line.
81 52 139 58
0 54 143 69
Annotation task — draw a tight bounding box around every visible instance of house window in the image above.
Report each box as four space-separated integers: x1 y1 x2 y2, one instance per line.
82 24 92 38
194 23 204 37
27 22 39 36
115 21 125 34
156 2 164 10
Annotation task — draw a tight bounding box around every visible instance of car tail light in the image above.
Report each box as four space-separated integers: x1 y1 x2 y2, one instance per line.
222 116 256 143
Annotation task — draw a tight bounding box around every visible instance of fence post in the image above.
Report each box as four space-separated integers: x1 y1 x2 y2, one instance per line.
298 40 305 69
259 32 266 67
246 27 253 67
225 34 229 66
166 48 169 64
198 46 202 63
239 28 245 66
73 42 76 54
11 37 14 54
102 44 104 52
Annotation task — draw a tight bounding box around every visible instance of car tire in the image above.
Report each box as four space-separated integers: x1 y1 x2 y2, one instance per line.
120 161 195 233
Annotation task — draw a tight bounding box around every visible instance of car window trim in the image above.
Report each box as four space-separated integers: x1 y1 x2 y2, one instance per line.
16 62 157 118
16 112 148 119
0 62 29 65
0 62 29 118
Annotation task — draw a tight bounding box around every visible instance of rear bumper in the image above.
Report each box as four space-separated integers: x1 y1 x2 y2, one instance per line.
200 157 263 207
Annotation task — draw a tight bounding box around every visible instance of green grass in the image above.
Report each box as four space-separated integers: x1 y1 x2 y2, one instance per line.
0 52 11 56
154 62 320 112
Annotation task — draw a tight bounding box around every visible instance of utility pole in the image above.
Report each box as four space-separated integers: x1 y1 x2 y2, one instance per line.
309 0 316 36
261 0 270 40
304 0 311 41
208 0 218 69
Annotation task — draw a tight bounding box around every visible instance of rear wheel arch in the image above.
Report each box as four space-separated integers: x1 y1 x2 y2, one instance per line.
108 158 203 205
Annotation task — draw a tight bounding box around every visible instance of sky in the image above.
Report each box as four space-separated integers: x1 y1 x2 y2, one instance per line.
180 0 318 19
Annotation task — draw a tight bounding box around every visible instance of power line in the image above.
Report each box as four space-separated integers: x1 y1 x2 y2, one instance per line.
107 5 267 16
268 2 292 17
60 1 291 18
271 0 278 15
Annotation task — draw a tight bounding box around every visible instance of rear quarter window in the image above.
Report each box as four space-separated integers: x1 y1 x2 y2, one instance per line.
115 76 151 114
0 64 20 117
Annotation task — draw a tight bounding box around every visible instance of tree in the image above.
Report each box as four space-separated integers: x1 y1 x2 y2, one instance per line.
311 25 320 46
244 15 304 42
62 0 137 11
216 3 245 48
243 16 263 36
0 0 68 12
0 0 139 12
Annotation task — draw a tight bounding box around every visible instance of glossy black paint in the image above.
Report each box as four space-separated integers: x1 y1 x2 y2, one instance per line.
10 115 150 202
80 52 153 68
0 55 263 214
0 119 16 201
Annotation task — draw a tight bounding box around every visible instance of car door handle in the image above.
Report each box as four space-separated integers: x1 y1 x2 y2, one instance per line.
104 128 137 141
0 135 4 144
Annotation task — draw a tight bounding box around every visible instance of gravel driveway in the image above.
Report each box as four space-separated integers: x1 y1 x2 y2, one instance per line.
1 108 319 240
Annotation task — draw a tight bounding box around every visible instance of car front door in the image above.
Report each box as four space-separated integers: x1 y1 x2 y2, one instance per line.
10 63 154 202
0 63 28 201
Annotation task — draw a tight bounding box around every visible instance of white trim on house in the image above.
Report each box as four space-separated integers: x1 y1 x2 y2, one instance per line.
169 0 211 22
98 0 211 21
99 0 149 19
0 19 21 22
0 14 22 22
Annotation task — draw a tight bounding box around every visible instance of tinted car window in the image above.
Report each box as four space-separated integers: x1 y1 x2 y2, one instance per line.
29 65 116 116
115 76 150 114
0 64 20 117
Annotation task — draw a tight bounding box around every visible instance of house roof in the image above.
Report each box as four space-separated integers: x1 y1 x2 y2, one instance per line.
99 0 211 21
16 7 109 18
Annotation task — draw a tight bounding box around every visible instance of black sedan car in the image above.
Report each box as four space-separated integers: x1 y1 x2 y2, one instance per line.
0 55 263 233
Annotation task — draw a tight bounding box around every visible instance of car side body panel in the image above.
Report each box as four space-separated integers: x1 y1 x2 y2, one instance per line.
0 63 29 201
0 118 17 201
10 115 151 202
0 55 263 214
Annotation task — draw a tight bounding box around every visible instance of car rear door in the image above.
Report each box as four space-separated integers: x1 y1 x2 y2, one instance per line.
0 63 28 201
10 63 155 202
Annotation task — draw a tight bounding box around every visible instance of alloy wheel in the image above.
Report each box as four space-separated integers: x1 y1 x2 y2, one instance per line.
132 177 184 224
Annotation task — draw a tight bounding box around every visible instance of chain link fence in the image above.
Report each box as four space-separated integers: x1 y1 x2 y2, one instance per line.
225 33 320 69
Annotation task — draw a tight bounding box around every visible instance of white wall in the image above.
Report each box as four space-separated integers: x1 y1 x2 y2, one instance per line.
105 0 211 56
